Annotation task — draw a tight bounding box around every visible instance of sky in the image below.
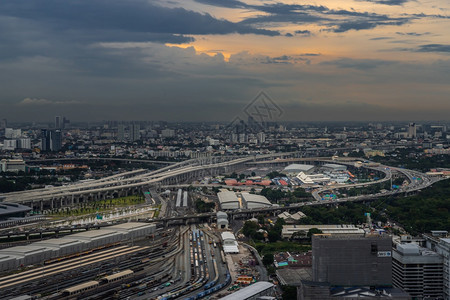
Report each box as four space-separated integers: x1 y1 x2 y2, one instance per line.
0 0 449 122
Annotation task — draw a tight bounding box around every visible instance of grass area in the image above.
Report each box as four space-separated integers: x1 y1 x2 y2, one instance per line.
251 241 311 255
153 204 162 218
49 195 146 217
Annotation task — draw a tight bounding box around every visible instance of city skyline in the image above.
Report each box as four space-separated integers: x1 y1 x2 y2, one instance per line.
0 0 449 122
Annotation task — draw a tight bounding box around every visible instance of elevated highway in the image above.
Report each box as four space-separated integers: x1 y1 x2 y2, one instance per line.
0 154 290 210
1 151 440 213
25 157 177 165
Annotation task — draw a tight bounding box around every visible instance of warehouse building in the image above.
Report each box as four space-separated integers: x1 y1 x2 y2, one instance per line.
282 224 365 239
0 222 155 272
217 211 229 229
0 202 32 221
283 164 315 176
0 245 54 267
221 231 239 254
217 190 240 210
322 163 347 172
103 222 156 239
221 281 275 300
66 229 123 248
241 192 272 209
33 238 86 257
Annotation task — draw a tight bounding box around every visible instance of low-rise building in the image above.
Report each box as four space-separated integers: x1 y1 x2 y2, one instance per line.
277 211 306 224
221 231 239 254
220 281 275 300
217 211 229 229
282 224 365 239
0 159 26 173
217 190 240 210
241 192 272 209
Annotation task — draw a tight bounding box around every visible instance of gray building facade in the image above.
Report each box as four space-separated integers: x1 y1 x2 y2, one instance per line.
312 234 392 286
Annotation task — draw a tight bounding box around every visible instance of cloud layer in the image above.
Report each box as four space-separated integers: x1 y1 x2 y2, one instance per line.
0 0 449 121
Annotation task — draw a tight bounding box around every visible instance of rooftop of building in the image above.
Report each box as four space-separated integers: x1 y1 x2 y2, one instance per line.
0 202 32 217
283 164 314 172
240 192 271 205
330 286 411 299
396 243 441 257
106 222 154 230
220 281 274 300
221 231 236 241
276 268 312 286
217 190 239 203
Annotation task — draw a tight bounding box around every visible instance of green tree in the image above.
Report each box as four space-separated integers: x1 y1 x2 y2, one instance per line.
307 228 323 238
262 253 274 266
281 286 297 300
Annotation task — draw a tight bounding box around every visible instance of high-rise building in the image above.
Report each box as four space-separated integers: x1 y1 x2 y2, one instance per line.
5 128 21 139
41 129 62 151
117 124 126 141
392 243 444 299
424 232 450 300
2 140 17 151
257 132 266 144
161 129 175 138
312 234 392 286
60 116 70 129
55 116 61 129
0 119 6 129
408 123 417 139
17 138 31 149
131 123 140 142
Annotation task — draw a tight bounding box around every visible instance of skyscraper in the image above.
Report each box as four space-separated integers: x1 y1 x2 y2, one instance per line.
55 116 61 129
131 123 140 142
408 123 417 139
392 243 444 299
117 124 126 141
41 129 62 151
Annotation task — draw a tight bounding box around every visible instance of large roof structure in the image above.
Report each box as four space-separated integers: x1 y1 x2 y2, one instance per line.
0 202 32 219
217 190 240 210
220 281 274 300
241 192 271 209
283 164 314 173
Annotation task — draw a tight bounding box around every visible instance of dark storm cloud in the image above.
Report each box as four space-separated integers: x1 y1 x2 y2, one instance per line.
331 20 408 33
0 0 279 39
193 0 248 9
396 32 431 36
239 13 326 25
195 0 412 33
370 37 393 40
295 30 312 36
320 58 394 70
357 0 411 5
416 44 450 53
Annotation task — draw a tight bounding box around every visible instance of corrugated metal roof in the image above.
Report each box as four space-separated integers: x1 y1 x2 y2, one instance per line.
220 281 274 299
63 280 99 293
0 202 32 217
